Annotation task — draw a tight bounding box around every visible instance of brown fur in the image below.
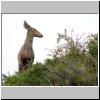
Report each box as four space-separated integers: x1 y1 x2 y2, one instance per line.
18 21 43 72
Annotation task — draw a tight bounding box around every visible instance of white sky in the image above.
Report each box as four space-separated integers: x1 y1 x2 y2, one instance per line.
2 14 99 76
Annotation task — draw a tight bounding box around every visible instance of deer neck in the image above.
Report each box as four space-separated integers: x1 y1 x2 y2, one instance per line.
24 34 34 47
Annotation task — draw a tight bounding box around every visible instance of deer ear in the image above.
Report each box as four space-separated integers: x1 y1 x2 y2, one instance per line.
24 21 31 30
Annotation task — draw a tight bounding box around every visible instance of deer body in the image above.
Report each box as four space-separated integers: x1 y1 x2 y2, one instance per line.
18 21 43 71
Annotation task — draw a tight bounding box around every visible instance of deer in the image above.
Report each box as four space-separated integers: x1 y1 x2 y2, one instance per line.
18 21 43 72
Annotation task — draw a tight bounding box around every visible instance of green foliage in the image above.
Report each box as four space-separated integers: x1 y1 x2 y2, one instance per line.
2 30 98 86
3 63 49 86
87 34 98 73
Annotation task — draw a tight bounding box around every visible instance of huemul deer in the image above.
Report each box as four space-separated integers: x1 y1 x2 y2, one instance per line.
18 21 43 72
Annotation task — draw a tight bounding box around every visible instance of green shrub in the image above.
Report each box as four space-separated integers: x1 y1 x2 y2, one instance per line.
2 30 98 86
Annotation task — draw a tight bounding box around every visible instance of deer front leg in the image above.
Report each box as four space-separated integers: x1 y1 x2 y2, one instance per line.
19 64 24 72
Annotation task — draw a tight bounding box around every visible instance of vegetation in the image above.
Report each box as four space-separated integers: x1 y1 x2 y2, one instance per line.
2 29 98 86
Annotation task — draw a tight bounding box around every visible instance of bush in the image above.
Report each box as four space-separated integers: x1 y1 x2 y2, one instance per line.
2 29 98 86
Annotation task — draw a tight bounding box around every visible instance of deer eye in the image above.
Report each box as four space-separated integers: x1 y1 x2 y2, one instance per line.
34 29 37 31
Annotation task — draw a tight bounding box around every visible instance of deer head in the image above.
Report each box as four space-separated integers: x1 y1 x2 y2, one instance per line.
24 21 43 38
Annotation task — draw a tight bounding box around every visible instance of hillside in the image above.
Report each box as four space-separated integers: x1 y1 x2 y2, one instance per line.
2 30 98 86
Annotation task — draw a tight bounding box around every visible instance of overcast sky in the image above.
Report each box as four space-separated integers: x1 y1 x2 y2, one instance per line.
2 14 99 76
